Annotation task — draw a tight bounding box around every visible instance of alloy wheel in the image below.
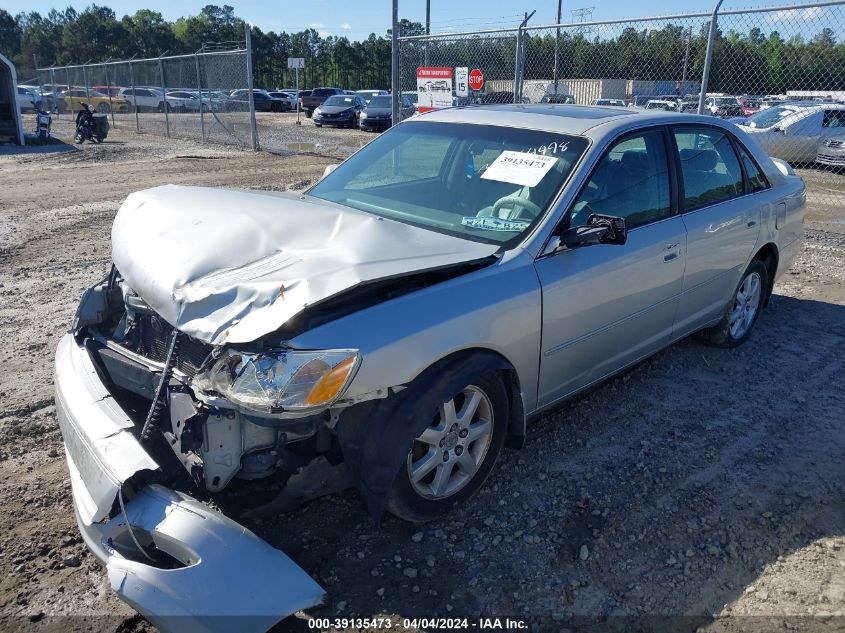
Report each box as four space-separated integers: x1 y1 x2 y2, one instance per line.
407 385 494 499
729 272 762 338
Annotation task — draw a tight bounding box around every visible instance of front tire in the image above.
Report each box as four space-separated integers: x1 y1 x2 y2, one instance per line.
696 260 768 348
387 371 508 523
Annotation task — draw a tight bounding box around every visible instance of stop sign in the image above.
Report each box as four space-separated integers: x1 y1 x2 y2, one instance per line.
468 69 484 91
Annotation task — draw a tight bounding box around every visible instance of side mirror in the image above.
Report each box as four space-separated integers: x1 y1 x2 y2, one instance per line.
322 164 339 179
560 214 627 249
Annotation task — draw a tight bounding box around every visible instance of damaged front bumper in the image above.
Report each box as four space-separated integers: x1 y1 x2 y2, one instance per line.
54 333 324 632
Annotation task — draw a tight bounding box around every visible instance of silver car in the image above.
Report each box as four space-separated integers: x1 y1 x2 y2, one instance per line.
55 105 805 628
743 103 845 162
817 130 845 167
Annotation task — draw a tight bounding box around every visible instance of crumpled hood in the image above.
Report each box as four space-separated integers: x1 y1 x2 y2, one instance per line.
112 185 498 346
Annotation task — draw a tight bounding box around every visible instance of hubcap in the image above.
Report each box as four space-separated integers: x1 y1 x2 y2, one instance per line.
407 385 494 500
729 272 762 339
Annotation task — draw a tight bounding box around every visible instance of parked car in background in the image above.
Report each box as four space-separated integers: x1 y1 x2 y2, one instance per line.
591 98 626 107
296 90 312 111
355 89 388 104
713 102 745 118
267 91 296 110
703 96 741 115
402 91 419 112
743 103 845 163
301 87 346 117
17 86 38 112
119 87 168 112
230 89 289 112
739 96 762 116
313 94 366 128
645 99 678 111
166 91 205 112
63 88 130 113
91 86 123 98
359 94 415 130
57 105 804 626
541 94 576 104
816 131 845 167
630 95 656 108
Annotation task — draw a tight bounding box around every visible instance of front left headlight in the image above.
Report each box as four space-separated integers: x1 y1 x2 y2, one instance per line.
360 111 368 119
193 348 360 413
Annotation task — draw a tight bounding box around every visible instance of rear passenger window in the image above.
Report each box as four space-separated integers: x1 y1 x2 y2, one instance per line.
570 130 671 229
674 129 744 211
737 145 768 193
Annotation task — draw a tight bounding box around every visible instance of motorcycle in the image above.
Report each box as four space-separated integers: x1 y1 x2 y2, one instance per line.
34 103 52 143
74 103 109 144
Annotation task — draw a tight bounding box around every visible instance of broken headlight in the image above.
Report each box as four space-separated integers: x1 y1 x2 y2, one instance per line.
193 348 360 413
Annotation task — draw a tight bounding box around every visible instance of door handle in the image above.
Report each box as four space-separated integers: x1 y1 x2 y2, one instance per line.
747 220 757 228
663 252 679 262
666 243 680 249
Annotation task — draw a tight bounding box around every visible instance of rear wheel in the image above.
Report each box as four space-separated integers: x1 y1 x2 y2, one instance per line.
696 260 768 348
305 110 312 118
97 102 110 113
387 371 508 523
270 102 282 113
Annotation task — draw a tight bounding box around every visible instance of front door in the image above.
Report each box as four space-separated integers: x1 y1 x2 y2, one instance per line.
535 128 686 407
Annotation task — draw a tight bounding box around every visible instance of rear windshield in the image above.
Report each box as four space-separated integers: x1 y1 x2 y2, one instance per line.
314 89 337 97
309 121 587 245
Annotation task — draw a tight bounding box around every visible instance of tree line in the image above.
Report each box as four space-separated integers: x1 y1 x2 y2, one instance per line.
0 3 842 94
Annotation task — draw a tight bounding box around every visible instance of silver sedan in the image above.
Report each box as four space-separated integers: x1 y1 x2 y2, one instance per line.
55 105 805 627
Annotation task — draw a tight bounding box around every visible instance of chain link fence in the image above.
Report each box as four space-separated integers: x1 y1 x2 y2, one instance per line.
35 47 254 149
396 0 845 214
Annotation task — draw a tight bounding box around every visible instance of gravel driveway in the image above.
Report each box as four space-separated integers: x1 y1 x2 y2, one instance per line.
0 128 842 633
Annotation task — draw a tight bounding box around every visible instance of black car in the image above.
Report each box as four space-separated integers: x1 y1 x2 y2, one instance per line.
714 103 745 118
313 94 366 128
301 87 346 117
359 95 415 131
229 89 289 112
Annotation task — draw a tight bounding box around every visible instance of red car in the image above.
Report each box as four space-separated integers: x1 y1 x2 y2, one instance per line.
740 97 761 117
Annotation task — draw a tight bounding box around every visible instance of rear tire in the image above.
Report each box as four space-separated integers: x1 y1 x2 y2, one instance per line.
386 370 508 523
270 102 282 113
305 110 312 118
695 260 768 348
97 102 110 114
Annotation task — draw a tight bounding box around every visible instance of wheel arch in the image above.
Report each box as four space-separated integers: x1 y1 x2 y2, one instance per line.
402 347 526 450
752 242 779 306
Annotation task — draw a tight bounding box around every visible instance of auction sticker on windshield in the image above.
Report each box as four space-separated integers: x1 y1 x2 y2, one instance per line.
460 216 531 232
480 151 558 187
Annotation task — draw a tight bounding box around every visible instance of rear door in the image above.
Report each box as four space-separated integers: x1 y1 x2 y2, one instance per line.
535 127 687 407
672 126 764 335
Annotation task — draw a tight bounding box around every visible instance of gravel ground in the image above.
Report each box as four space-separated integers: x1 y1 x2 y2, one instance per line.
0 126 843 633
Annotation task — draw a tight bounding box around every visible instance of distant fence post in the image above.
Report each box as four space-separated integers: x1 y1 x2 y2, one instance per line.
82 65 90 102
244 24 259 151
195 53 206 144
128 59 140 132
105 62 115 127
391 0 399 126
49 68 56 115
159 56 170 138
514 11 535 103
66 68 74 119
697 0 724 114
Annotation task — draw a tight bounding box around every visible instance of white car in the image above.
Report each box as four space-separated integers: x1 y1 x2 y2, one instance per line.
119 87 168 112
742 103 845 163
703 96 740 115
591 98 626 107
17 86 38 112
166 91 204 112
645 99 678 111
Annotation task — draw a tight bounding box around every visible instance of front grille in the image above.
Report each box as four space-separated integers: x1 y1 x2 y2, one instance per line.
824 139 843 148
124 313 212 377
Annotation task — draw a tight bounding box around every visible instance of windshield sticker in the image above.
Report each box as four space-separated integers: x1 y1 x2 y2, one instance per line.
461 216 531 232
526 141 570 156
480 151 558 187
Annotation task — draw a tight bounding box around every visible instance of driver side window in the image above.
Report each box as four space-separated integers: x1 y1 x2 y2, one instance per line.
569 130 671 229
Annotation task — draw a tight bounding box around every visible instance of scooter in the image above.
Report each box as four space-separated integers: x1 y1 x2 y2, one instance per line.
74 103 109 144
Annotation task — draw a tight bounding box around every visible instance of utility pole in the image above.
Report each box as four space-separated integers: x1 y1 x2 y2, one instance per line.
424 0 431 66
682 25 693 84
553 0 562 95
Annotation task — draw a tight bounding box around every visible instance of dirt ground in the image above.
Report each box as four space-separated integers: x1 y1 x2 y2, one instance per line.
0 126 843 633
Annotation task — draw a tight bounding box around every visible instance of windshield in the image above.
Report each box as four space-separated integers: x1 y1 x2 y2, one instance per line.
309 121 587 245
367 96 391 108
323 95 354 107
745 105 802 129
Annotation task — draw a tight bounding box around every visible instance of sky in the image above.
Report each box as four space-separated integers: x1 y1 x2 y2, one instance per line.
2 0 812 40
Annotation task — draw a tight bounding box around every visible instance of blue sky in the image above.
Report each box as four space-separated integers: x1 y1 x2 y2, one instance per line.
3 0 816 39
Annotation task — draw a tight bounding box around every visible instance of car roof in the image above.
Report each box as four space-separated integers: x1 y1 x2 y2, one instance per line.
416 104 747 137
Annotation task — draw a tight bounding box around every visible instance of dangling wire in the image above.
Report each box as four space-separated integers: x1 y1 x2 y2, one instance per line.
140 329 181 442
118 486 156 563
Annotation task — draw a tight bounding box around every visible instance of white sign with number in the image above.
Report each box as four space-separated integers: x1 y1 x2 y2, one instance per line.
455 67 468 97
287 57 305 69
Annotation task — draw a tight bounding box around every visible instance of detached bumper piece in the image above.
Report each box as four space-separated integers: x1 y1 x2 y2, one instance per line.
55 334 324 633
